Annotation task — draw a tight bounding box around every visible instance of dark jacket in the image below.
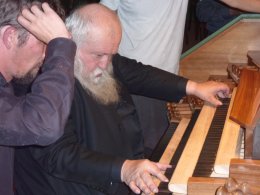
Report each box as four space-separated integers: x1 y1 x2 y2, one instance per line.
14 54 188 195
0 38 76 195
196 0 239 34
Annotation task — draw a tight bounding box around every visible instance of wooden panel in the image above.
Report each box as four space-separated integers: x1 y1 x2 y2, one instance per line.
152 118 190 189
214 88 242 175
245 127 254 158
230 158 260 193
188 177 226 195
247 50 260 68
230 69 260 129
180 17 260 82
169 103 216 194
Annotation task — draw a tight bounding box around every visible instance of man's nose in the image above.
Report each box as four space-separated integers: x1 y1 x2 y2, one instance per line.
98 56 110 69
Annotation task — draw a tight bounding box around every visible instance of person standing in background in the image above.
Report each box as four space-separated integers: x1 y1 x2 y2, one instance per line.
197 0 243 34
100 0 189 156
100 0 260 156
197 0 260 35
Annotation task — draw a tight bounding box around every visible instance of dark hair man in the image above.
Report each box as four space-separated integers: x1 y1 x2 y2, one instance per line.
0 1 76 194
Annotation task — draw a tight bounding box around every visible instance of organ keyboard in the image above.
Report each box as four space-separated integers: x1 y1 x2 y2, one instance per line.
148 16 260 195
150 89 243 194
150 71 259 194
212 88 243 177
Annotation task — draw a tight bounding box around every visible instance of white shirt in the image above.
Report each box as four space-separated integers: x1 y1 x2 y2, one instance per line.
100 0 188 73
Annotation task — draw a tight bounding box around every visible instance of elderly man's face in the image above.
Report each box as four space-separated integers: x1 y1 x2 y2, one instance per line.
74 28 121 104
77 28 120 80
11 33 45 82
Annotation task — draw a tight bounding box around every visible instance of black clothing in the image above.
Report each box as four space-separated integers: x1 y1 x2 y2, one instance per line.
0 38 76 195
131 95 169 157
15 54 188 195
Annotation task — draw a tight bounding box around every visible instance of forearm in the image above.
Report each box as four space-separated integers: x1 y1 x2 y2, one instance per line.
29 129 125 191
0 38 76 146
113 54 188 102
221 0 260 13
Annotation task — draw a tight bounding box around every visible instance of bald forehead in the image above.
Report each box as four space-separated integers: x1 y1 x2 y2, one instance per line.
77 4 119 24
76 3 121 41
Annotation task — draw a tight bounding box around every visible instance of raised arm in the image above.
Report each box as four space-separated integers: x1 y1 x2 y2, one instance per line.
0 3 76 146
18 2 71 43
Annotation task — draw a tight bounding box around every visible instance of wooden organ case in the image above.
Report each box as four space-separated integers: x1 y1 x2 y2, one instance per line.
150 15 260 195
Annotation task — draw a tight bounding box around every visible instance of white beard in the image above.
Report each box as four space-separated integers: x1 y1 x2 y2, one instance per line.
74 58 120 105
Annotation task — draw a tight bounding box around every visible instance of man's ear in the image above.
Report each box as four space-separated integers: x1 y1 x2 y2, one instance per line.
1 26 17 49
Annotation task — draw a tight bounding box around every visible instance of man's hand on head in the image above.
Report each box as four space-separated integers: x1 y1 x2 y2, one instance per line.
18 2 71 44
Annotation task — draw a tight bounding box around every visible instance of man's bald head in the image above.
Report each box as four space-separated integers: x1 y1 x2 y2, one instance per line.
65 3 122 48
77 3 119 23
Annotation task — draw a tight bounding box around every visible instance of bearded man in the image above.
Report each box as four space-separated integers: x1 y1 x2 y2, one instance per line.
14 3 230 195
